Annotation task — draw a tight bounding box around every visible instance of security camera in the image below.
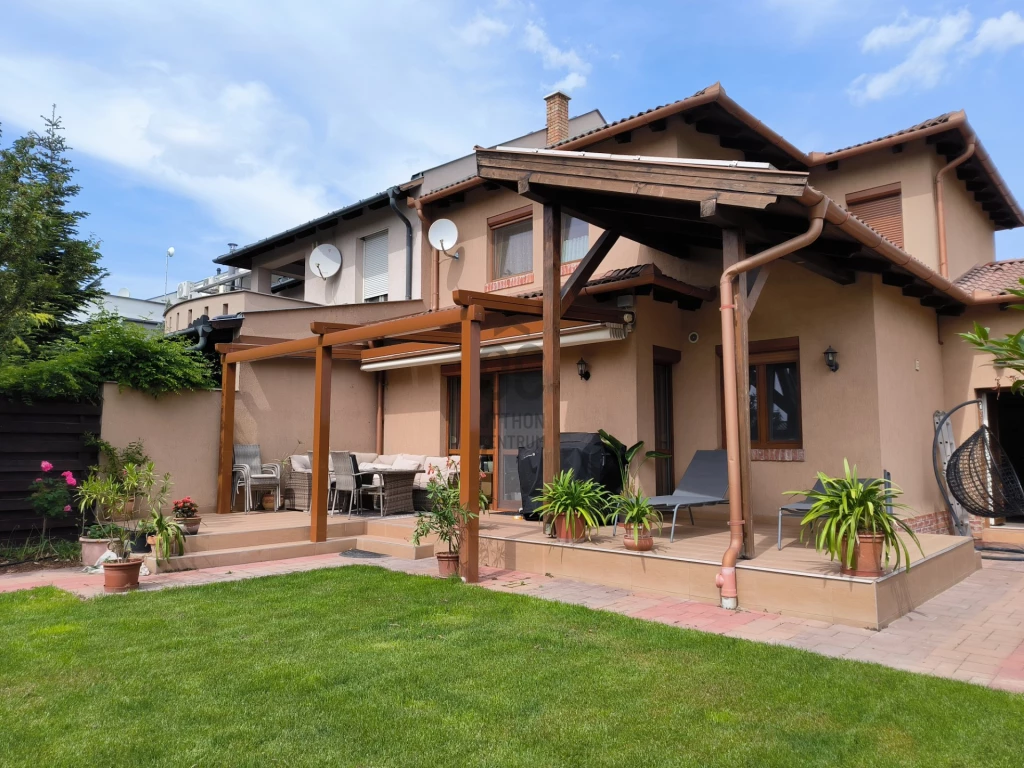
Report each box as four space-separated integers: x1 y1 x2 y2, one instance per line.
688 332 699 344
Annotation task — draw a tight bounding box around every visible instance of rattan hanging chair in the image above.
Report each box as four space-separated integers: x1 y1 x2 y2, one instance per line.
946 426 1024 519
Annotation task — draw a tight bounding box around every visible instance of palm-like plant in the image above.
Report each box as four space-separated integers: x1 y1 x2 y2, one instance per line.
617 491 662 546
787 460 923 571
534 469 610 539
146 510 185 564
598 429 669 496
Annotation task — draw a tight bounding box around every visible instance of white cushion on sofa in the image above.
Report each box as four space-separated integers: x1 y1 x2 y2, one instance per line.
290 455 311 472
413 472 430 490
375 454 397 466
392 458 422 471
396 453 426 468
354 452 378 466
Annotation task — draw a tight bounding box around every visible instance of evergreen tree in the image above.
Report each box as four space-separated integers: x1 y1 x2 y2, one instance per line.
0 109 105 356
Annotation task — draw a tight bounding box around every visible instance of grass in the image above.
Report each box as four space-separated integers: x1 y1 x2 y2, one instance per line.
0 535 80 565
1 567 1022 768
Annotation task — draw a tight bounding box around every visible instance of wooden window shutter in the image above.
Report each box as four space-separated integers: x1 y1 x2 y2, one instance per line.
362 230 389 300
846 183 903 248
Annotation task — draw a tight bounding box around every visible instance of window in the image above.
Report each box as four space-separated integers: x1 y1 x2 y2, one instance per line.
362 230 389 301
490 207 533 280
203 305 209 318
846 182 903 248
720 338 802 449
222 303 229 316
653 347 680 495
562 213 589 263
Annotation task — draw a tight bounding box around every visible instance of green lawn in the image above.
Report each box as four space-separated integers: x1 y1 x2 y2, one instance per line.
1 567 1021 767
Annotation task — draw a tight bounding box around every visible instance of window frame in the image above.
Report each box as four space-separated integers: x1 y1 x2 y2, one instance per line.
718 337 802 450
487 206 534 282
845 182 903 248
361 229 390 302
560 212 590 265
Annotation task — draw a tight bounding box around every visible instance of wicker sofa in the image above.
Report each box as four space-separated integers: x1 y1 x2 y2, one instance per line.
284 453 460 512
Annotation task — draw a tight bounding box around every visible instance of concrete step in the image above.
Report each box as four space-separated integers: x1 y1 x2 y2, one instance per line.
356 535 435 560
149 536 361 572
183 520 366 553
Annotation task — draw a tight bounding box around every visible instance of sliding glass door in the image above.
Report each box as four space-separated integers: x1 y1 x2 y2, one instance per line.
496 370 543 509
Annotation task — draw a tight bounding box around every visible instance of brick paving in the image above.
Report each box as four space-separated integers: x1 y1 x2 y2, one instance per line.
3 553 1024 693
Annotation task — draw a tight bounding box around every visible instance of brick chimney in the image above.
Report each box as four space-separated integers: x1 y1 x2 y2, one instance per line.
544 91 571 146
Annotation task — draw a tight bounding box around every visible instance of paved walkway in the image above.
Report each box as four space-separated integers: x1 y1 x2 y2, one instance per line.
3 553 1024 693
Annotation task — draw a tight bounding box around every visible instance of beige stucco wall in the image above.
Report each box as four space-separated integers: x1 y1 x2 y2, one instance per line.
99 382 222 510
940 158 996 280
871 279 947 514
164 291 315 332
382 366 445 456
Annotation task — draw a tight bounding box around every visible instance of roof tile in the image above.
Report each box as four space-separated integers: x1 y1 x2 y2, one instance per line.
954 259 1024 296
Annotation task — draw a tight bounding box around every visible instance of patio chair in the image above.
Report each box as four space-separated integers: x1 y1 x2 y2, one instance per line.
330 451 374 517
233 444 281 514
648 450 729 542
778 472 888 550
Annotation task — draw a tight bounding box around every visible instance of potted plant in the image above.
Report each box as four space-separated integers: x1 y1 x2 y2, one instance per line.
172 496 201 534
616 491 662 552
411 462 484 577
534 469 610 542
80 523 123 567
145 510 185 563
83 436 151 521
787 460 924 577
598 429 669 496
261 491 276 511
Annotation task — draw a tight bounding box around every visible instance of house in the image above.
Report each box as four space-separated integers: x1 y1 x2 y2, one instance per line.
154 83 1023 614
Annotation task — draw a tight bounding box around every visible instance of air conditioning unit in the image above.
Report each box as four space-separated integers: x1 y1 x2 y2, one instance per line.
176 281 193 300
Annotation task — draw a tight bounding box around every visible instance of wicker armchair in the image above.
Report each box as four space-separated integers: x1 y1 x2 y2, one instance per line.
284 455 312 511
232 444 281 513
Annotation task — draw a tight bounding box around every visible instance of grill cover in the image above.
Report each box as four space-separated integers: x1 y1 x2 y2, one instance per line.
517 432 622 520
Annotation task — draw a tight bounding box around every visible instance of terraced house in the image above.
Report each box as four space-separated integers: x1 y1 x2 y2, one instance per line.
155 83 1024 624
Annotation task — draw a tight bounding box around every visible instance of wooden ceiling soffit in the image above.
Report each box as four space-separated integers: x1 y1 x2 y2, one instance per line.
476 148 808 211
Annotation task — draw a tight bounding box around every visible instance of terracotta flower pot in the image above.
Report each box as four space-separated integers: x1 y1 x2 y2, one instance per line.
839 532 885 577
103 559 142 593
436 551 460 578
80 537 113 567
261 492 276 511
175 516 201 535
554 515 586 542
622 523 654 552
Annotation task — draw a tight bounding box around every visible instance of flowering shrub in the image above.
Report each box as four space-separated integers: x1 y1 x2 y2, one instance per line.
29 460 75 536
172 497 199 518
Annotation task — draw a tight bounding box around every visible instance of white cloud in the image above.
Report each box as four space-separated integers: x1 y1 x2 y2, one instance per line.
522 21 591 92
848 10 972 103
966 10 1024 56
861 12 932 52
458 14 510 46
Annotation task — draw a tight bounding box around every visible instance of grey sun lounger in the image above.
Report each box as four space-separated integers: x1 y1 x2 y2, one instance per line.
649 450 729 542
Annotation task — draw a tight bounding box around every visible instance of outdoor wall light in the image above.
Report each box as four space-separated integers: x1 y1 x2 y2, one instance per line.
577 357 591 381
823 346 839 373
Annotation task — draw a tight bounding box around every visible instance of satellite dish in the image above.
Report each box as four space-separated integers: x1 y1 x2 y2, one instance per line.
117 288 131 298
428 219 459 258
309 244 342 279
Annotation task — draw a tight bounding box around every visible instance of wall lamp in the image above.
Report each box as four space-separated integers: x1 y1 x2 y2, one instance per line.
823 346 839 373
577 357 591 381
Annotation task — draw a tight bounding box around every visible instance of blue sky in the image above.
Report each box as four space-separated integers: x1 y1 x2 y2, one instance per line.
2 1 1023 298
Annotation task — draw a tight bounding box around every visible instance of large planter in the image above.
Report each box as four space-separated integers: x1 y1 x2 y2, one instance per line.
261 492 276 511
554 515 586 542
621 523 654 552
79 537 113 567
103 559 142 593
436 551 460 578
839 532 885 578
146 535 182 557
175 516 202 535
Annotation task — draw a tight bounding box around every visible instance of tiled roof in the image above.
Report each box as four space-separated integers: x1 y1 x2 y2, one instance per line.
954 259 1024 296
821 113 958 157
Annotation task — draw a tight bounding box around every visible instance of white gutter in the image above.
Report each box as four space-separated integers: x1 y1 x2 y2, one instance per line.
360 323 629 372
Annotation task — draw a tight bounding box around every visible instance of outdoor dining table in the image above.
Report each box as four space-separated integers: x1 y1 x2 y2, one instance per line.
363 468 419 516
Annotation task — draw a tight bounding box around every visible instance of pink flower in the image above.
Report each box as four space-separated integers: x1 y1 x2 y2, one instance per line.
63 505 71 512
34 478 42 483
65 476 77 487
40 461 53 472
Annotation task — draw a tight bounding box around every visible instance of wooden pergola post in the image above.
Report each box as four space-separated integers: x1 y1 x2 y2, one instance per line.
216 360 237 515
459 310 482 583
310 339 332 543
542 203 562 486
723 229 755 559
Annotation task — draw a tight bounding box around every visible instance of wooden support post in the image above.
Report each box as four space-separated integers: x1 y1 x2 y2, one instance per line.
310 339 332 543
542 203 562 486
459 315 481 583
216 360 237 515
723 229 755 559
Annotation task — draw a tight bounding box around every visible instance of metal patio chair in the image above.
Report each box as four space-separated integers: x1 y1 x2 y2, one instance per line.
649 450 729 542
233 444 281 513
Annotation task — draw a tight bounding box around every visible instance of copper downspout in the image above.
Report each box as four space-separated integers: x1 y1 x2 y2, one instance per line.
936 141 976 278
716 196 829 609
410 198 437 311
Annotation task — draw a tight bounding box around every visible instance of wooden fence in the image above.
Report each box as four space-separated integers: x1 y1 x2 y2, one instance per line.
0 398 100 537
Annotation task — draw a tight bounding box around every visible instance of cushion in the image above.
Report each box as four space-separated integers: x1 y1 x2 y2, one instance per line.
289 455 311 472
375 454 397 466
413 472 430 490
396 453 427 468
423 457 449 474
369 462 393 471
354 452 378 465
392 458 422 471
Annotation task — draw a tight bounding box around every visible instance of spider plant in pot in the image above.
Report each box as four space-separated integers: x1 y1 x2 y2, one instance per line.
598 429 670 496
411 468 481 578
616 491 662 552
787 460 923 577
145 510 185 564
534 469 610 543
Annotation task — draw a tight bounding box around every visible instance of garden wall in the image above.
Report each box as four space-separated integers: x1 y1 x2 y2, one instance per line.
0 398 100 536
99 383 221 511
